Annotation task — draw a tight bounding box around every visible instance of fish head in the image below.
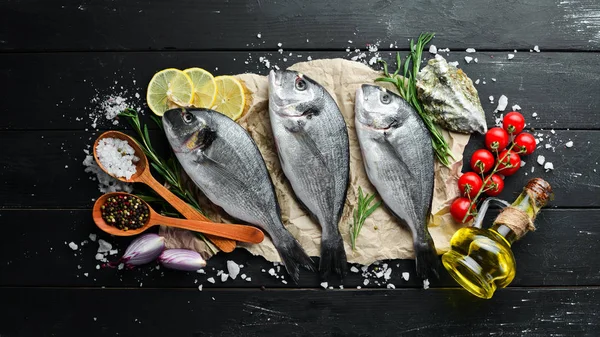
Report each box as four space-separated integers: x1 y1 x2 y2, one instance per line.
162 108 217 153
355 84 407 130
268 70 323 117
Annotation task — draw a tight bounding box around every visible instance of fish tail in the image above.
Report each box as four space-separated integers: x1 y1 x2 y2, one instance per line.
272 230 315 284
319 232 348 278
414 232 440 280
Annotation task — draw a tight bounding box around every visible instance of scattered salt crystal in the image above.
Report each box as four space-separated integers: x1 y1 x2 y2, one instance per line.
83 155 132 194
96 265 100 270
357 286 362 289
216 270 223 276
277 42 282 47
531 167 535 173
350 266 359 273
448 61 459 67
495 95 508 112
84 273 89 277
227 261 240 279
320 282 328 289
533 45 540 52
521 161 526 167
307 56 312 61
89 233 97 242
328 286 334 289
68 242 78 250
566 141 573 148
198 285 203 291
532 112 538 117
348 40 353 43
545 144 553 149
492 78 497 82
551 129 556 134
256 33 261 38
220 273 229 282
544 162 554 171
474 58 478 63
282 280 287 284
429 45 437 54
207 277 215 284
117 263 124 270
109 249 118 256
508 54 515 60
512 104 521 111
489 95 494 103
464 56 473 63
475 79 480 84
466 48 476 53
268 268 276 276
97 239 112 253
245 277 251 282
384 268 392 280
402 272 410 281
387 284 396 289
95 253 105 261
197 269 205 274
363 279 369 286
537 155 546 165
423 279 430 289
240 274 246 280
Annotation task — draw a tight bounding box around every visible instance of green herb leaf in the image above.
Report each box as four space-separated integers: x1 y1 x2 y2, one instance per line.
350 187 381 251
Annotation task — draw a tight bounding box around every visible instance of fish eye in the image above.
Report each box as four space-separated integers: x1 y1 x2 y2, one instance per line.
380 93 391 104
295 78 307 91
183 113 193 124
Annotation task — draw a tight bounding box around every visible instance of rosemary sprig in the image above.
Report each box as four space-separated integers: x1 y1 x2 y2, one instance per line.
375 32 455 166
118 108 216 254
350 187 382 251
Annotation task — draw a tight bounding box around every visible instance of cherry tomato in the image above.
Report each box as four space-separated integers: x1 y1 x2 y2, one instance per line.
513 132 536 155
484 174 505 196
450 197 476 223
497 150 521 176
485 127 510 152
503 112 526 134
458 172 483 199
470 149 495 173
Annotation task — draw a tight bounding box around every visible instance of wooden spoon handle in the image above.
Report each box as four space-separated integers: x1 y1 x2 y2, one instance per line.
153 215 265 244
137 172 238 252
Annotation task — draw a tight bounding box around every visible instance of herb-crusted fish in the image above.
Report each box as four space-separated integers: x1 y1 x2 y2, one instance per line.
268 70 349 278
355 84 439 279
162 108 315 283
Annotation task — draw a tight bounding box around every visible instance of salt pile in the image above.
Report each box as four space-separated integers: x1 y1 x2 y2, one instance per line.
95 138 139 180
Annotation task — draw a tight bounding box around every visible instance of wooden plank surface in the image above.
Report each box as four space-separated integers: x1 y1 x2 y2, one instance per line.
0 130 596 209
1 51 599 130
0 209 597 288
0 287 598 336
2 0 600 51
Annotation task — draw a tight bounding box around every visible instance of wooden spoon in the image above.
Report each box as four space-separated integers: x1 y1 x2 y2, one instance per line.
93 192 264 243
93 130 237 252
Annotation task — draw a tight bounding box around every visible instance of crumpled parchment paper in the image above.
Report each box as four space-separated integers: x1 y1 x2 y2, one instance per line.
160 58 470 265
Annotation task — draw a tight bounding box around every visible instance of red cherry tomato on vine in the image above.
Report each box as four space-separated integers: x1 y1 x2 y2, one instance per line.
484 174 505 196
497 150 521 176
503 112 526 134
450 197 476 223
513 132 536 155
485 127 510 152
458 172 483 199
470 149 495 173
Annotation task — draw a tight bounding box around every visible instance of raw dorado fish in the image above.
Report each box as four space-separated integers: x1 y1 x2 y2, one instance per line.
355 84 439 279
162 108 314 283
268 70 349 277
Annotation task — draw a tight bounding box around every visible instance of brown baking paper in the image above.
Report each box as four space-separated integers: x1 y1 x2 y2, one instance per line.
160 58 470 265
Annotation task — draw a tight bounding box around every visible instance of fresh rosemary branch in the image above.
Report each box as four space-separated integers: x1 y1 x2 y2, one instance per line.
350 187 382 251
375 32 455 166
118 108 216 253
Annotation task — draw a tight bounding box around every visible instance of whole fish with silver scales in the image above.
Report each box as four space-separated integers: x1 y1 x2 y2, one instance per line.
355 84 439 280
268 70 349 278
162 107 315 283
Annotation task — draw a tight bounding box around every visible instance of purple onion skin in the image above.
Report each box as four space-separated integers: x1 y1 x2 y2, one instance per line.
121 234 165 267
159 249 206 271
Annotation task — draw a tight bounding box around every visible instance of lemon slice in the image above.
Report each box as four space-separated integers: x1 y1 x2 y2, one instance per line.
184 68 217 108
212 76 246 121
146 68 194 116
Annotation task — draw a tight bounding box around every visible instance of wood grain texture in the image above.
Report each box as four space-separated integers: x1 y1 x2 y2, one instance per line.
0 287 598 336
0 209 597 288
0 130 596 209
1 0 600 51
1 51 599 131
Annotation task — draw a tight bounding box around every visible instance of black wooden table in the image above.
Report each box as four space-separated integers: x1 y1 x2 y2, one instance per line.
1 1 599 336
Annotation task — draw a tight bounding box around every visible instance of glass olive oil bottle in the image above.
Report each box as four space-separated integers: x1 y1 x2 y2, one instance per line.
442 178 553 299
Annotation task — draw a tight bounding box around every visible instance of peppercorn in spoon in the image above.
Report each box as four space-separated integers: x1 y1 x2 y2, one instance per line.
93 131 238 252
93 192 265 243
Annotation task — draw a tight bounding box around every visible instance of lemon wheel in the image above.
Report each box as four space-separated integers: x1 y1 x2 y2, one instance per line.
146 68 194 116
212 76 246 121
183 68 217 109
